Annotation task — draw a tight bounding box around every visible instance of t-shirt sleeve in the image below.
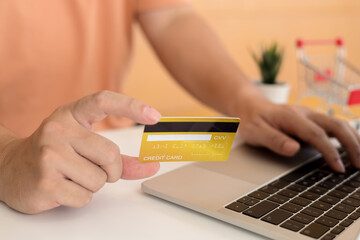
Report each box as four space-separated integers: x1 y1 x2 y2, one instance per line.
136 0 190 13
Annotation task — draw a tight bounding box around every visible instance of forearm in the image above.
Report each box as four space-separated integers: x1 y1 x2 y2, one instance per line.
139 6 268 116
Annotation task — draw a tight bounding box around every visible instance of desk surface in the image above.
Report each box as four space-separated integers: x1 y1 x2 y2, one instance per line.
0 126 263 240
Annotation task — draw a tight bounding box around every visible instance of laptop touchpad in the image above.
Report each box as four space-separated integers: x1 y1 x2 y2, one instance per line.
194 145 320 186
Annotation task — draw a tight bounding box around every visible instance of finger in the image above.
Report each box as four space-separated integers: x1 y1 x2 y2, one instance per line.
249 118 300 156
121 154 160 180
309 113 360 168
350 127 360 143
70 130 123 183
279 112 345 172
69 91 161 128
55 179 93 208
57 145 108 192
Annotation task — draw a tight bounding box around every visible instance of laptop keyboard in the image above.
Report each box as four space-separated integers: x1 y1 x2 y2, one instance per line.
225 150 360 239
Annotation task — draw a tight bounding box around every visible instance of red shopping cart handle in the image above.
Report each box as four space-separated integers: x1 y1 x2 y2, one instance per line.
297 38 344 48
348 89 360 106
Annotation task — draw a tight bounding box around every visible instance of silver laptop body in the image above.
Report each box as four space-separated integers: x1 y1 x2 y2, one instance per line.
142 146 360 240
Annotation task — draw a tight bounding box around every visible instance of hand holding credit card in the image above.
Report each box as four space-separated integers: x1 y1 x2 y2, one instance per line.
139 117 240 162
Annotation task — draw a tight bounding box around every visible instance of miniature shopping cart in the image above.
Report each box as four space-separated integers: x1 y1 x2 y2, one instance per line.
296 38 360 122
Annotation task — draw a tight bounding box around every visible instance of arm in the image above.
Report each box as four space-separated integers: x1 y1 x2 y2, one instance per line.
138 5 262 117
138 4 360 172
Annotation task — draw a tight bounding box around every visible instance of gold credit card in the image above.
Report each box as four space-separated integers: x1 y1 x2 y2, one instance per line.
139 117 240 162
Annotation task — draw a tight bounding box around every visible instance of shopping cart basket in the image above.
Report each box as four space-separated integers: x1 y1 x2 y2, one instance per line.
296 38 360 120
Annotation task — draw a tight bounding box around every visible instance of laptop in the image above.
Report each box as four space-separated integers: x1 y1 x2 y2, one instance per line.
142 145 360 240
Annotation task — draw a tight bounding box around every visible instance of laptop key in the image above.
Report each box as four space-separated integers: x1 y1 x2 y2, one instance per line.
225 202 248 213
344 166 358 176
310 201 332 211
334 172 352 180
301 207 324 217
312 170 330 179
340 218 354 227
336 184 355 194
315 216 339 227
259 185 278 194
280 220 305 232
330 225 345 235
300 191 320 201
320 195 340 205
321 233 336 240
306 173 323 182
342 197 360 207
309 186 328 195
282 172 305 182
282 160 321 182
317 181 336 189
349 212 360 220
327 176 344 185
344 180 360 188
328 190 348 199
261 209 292 225
291 213 314 224
350 192 360 200
268 195 289 205
244 198 259 206
297 179 316 187
278 189 298 198
269 179 290 189
237 196 251 203
300 222 329 238
320 165 333 173
290 197 311 207
325 209 347 220
248 191 270 200
243 200 279 218
333 203 355 214
352 173 360 182
287 184 307 193
280 203 302 213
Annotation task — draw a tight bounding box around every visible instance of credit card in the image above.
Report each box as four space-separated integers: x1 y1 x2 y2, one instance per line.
139 117 240 162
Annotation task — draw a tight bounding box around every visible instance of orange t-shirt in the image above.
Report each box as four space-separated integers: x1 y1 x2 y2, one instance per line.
0 0 187 137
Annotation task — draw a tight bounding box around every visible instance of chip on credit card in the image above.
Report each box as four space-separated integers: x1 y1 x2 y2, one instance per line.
139 117 240 162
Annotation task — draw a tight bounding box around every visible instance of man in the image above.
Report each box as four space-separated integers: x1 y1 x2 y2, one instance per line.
0 0 359 214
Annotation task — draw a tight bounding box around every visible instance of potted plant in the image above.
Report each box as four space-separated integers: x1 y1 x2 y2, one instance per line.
252 43 290 104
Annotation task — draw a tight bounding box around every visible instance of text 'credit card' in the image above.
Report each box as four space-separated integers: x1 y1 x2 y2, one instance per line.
139 117 240 162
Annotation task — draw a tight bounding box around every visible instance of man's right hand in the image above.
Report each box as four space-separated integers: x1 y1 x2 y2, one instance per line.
0 91 161 214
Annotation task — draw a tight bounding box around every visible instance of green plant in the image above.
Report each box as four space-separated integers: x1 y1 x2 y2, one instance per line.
252 43 284 84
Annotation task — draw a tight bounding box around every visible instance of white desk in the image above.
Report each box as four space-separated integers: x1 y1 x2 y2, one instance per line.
0 126 264 240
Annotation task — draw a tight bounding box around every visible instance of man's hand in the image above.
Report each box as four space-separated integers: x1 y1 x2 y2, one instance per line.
238 97 360 173
0 91 161 214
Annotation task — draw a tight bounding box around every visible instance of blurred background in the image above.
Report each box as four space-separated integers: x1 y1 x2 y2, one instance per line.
124 0 360 117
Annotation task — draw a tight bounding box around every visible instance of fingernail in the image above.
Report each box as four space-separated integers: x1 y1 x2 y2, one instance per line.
144 106 161 122
336 158 345 173
282 141 300 155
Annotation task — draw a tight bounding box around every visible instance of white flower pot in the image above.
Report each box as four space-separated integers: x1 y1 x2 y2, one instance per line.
255 82 290 104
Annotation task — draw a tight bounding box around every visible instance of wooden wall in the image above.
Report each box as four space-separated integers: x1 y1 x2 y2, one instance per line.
123 0 360 116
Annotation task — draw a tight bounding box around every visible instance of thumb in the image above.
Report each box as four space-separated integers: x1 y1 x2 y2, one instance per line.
120 154 160 180
69 91 161 128
257 121 300 156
